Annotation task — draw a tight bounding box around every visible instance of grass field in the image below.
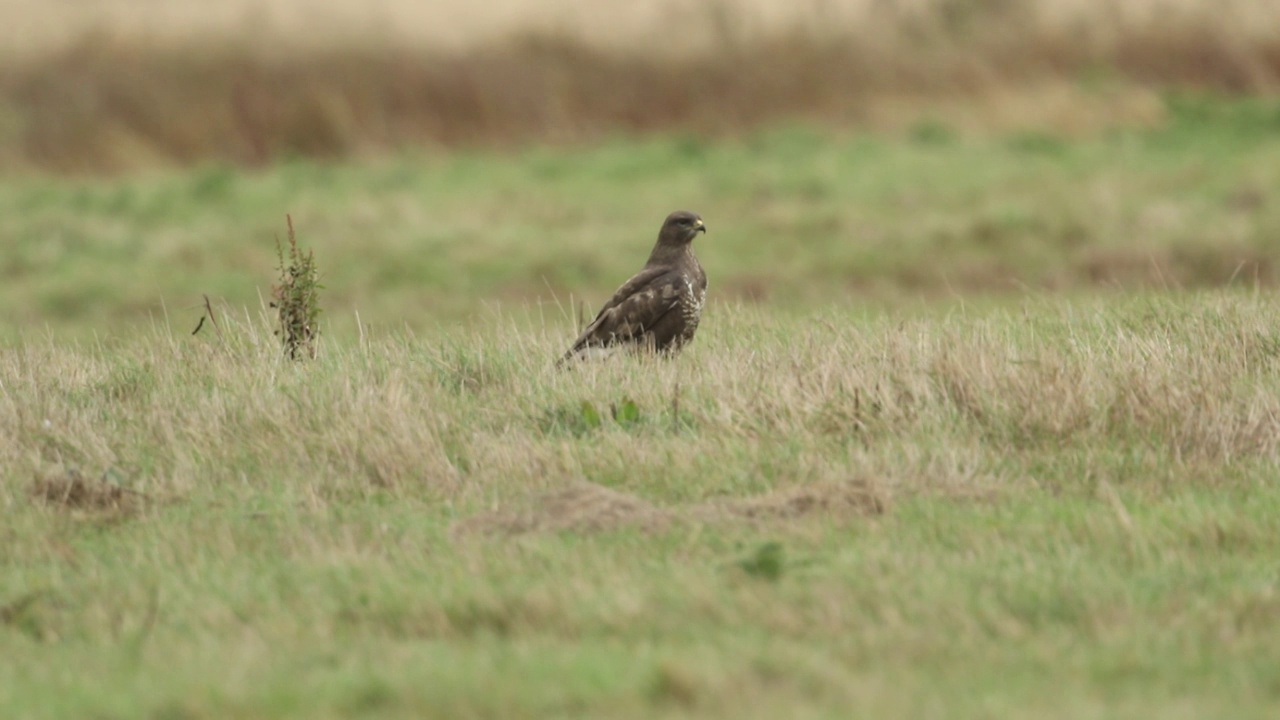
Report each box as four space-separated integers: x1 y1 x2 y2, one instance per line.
4 96 1280 718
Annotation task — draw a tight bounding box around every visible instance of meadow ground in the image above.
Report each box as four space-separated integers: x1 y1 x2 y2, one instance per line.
4 98 1280 718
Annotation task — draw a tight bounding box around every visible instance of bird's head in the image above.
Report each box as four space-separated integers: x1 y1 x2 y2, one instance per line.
658 210 706 245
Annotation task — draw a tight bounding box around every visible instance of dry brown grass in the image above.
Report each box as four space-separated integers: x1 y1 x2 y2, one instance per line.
1 0 1278 173
7 294 1276 524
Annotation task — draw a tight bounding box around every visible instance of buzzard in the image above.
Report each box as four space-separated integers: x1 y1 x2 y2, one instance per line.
558 210 708 365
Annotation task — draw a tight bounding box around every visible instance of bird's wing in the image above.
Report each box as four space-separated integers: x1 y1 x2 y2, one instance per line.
565 266 682 356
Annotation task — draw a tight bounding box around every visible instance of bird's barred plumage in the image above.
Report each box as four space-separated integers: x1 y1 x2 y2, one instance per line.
559 211 708 365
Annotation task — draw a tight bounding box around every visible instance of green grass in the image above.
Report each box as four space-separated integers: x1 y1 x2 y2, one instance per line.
3 96 1280 341
4 99 1280 718
5 295 1280 718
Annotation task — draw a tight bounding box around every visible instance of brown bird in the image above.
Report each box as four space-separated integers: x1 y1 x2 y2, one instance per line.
559 211 708 365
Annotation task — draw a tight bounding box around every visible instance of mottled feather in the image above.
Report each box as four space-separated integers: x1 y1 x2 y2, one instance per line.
559 211 708 365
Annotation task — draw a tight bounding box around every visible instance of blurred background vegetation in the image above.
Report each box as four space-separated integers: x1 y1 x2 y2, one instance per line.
1 0 1278 337
2 0 1277 173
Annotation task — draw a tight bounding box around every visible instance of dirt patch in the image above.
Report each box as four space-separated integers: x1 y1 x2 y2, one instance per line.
708 479 888 521
29 468 143 514
453 478 887 538
1074 246 1276 290
453 482 673 537
719 276 774 304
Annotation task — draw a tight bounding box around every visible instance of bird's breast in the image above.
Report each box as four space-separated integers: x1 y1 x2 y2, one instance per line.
680 278 706 334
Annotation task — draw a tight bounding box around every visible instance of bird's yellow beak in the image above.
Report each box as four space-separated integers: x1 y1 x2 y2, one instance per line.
694 219 706 234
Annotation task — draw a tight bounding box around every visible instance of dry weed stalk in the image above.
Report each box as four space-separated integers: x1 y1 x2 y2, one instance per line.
271 214 322 360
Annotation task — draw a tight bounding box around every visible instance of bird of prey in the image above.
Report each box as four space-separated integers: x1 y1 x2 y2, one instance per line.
558 210 708 366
